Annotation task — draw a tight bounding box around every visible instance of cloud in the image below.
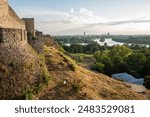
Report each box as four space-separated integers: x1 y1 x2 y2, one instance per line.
39 8 150 27
64 8 108 25
20 7 150 35
106 17 150 25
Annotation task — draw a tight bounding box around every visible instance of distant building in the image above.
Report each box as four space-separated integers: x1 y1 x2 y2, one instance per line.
111 73 144 85
107 32 110 36
84 32 86 36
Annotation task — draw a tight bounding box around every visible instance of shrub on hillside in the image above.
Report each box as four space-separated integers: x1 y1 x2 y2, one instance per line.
41 67 51 85
91 62 105 73
144 76 150 89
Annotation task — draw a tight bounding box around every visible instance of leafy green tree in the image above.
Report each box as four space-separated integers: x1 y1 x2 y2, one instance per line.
126 53 146 77
84 42 99 53
144 76 150 89
91 62 105 73
143 57 150 75
109 45 132 59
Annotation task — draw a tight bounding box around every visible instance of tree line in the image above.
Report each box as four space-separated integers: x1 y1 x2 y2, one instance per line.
62 42 150 88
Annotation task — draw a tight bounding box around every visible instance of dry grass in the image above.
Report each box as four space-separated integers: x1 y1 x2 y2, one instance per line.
35 46 150 100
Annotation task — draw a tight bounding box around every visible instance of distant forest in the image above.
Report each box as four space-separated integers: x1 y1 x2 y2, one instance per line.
112 36 150 45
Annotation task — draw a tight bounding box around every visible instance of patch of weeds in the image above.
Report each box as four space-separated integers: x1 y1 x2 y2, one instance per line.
41 67 51 85
38 54 45 62
59 52 77 71
69 63 76 71
24 62 34 70
58 45 66 53
24 89 33 100
72 84 82 93
34 84 44 94
72 79 83 93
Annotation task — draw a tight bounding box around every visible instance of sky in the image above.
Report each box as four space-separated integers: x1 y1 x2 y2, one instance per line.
9 0 150 35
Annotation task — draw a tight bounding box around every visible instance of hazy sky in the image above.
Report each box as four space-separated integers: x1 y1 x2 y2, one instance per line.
9 0 150 35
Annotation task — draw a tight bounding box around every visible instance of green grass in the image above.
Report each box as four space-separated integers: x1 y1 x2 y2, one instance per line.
59 52 77 71
71 53 93 57
41 66 51 85
71 53 94 63
24 89 33 100
38 53 45 62
72 79 83 93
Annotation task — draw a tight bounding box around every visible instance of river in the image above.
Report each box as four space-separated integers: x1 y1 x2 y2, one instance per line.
94 38 150 47
64 38 149 47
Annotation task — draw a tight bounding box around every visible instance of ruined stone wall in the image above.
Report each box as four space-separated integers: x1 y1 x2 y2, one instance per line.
0 28 27 43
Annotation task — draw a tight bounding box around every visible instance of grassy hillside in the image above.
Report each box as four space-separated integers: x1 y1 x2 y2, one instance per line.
35 46 150 100
0 42 50 99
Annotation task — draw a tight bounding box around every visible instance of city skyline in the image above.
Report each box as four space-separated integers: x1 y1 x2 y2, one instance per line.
9 0 150 35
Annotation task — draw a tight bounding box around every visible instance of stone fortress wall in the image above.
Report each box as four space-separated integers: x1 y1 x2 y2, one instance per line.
0 0 8 18
0 28 27 43
0 0 27 43
0 0 45 44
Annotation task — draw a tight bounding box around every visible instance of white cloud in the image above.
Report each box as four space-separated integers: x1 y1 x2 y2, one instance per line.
64 8 108 25
19 7 150 35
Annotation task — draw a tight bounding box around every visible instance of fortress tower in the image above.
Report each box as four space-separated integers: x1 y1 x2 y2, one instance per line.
23 18 35 40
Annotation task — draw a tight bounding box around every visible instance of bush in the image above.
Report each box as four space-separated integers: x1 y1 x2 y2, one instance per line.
38 54 45 62
35 84 44 94
91 62 105 73
72 79 83 93
144 76 150 89
41 67 51 85
24 89 33 100
72 84 82 93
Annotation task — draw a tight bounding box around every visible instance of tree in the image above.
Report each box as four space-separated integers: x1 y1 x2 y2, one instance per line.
109 45 132 59
144 76 150 89
143 57 150 76
91 62 105 73
84 42 99 53
126 53 146 77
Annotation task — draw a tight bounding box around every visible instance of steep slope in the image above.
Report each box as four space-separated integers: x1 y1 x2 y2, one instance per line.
0 42 50 99
35 46 150 100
